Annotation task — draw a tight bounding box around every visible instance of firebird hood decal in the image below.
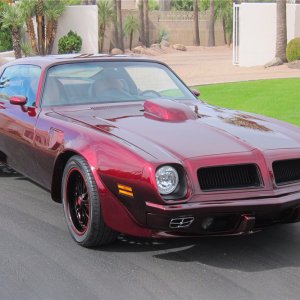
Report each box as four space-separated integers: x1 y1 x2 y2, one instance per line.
54 101 300 160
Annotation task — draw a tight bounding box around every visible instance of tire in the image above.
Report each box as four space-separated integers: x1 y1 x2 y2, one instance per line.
62 155 117 247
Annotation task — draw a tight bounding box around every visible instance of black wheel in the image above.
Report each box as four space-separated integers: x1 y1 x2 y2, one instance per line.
62 155 117 247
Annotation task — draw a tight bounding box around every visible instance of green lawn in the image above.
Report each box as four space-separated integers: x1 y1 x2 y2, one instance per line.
194 78 300 126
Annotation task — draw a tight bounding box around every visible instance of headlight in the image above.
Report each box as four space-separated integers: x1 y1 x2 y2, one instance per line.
155 165 179 195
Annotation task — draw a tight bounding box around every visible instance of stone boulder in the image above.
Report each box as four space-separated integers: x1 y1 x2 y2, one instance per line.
133 46 145 54
110 48 123 55
160 40 170 47
150 43 161 50
172 44 187 51
288 60 300 69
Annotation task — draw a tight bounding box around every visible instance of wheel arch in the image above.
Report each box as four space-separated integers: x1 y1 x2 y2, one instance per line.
51 150 79 203
0 151 7 163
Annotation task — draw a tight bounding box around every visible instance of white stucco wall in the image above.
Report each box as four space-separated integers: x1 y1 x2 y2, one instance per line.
53 5 98 54
238 3 300 67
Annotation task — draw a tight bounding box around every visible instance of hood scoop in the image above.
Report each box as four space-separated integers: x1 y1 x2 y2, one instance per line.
144 99 197 122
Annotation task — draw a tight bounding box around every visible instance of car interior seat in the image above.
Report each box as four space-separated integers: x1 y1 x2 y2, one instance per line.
42 76 68 106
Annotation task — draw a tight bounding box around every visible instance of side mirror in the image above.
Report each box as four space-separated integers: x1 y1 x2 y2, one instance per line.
9 95 28 106
191 89 200 97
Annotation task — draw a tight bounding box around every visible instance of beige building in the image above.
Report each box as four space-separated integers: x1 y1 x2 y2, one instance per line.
234 3 300 66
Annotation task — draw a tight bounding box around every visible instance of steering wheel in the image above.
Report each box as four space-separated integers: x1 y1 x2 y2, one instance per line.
140 90 161 98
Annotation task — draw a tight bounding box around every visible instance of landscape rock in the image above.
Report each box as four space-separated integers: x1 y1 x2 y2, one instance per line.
160 40 170 47
133 46 145 54
150 43 161 50
288 60 300 69
110 48 123 55
172 44 187 51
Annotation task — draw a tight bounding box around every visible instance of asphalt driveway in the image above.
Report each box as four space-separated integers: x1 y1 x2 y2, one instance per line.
1 164 300 300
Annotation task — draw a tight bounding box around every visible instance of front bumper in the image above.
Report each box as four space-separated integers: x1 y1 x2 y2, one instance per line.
145 191 300 237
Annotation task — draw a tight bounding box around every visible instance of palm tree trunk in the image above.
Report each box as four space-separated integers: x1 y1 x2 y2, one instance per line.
47 20 58 55
129 31 133 50
138 0 145 45
193 0 200 46
275 0 287 62
222 17 227 45
45 20 52 54
159 0 171 11
208 0 215 47
26 18 38 54
12 27 22 59
112 0 119 48
99 24 105 53
143 0 150 47
36 0 45 55
116 0 124 51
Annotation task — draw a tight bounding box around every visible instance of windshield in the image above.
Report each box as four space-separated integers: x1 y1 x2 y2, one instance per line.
41 61 196 106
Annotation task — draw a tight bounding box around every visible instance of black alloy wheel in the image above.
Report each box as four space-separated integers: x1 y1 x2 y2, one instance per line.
62 155 117 247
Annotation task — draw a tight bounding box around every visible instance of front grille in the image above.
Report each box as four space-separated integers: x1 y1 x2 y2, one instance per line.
198 164 261 191
273 158 300 185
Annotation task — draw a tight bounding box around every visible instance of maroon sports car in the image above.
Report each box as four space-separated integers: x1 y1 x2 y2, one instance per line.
1 55 300 247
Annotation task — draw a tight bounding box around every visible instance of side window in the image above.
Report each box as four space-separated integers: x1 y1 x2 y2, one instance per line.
0 65 41 106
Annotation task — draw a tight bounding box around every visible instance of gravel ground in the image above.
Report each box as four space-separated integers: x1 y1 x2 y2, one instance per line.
288 60 300 69
149 46 300 86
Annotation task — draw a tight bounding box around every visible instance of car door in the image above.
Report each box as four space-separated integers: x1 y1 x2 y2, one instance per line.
0 64 42 180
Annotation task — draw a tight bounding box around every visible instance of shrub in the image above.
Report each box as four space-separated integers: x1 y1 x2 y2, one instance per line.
58 30 82 54
286 38 300 62
0 2 12 52
149 0 159 10
0 29 12 52
21 42 32 57
171 0 193 11
158 28 169 43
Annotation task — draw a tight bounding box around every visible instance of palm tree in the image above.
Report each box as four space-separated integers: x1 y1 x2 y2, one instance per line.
116 0 124 51
44 0 66 54
19 0 38 54
1 4 23 58
36 0 45 55
124 15 139 51
138 0 145 45
193 0 200 46
266 0 287 67
207 0 215 47
98 0 114 53
112 0 119 49
159 0 171 11
216 0 232 46
0 1 12 52
275 0 287 62
143 0 150 47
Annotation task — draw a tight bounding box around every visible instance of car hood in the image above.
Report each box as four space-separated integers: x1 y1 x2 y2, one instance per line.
55 99 300 160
